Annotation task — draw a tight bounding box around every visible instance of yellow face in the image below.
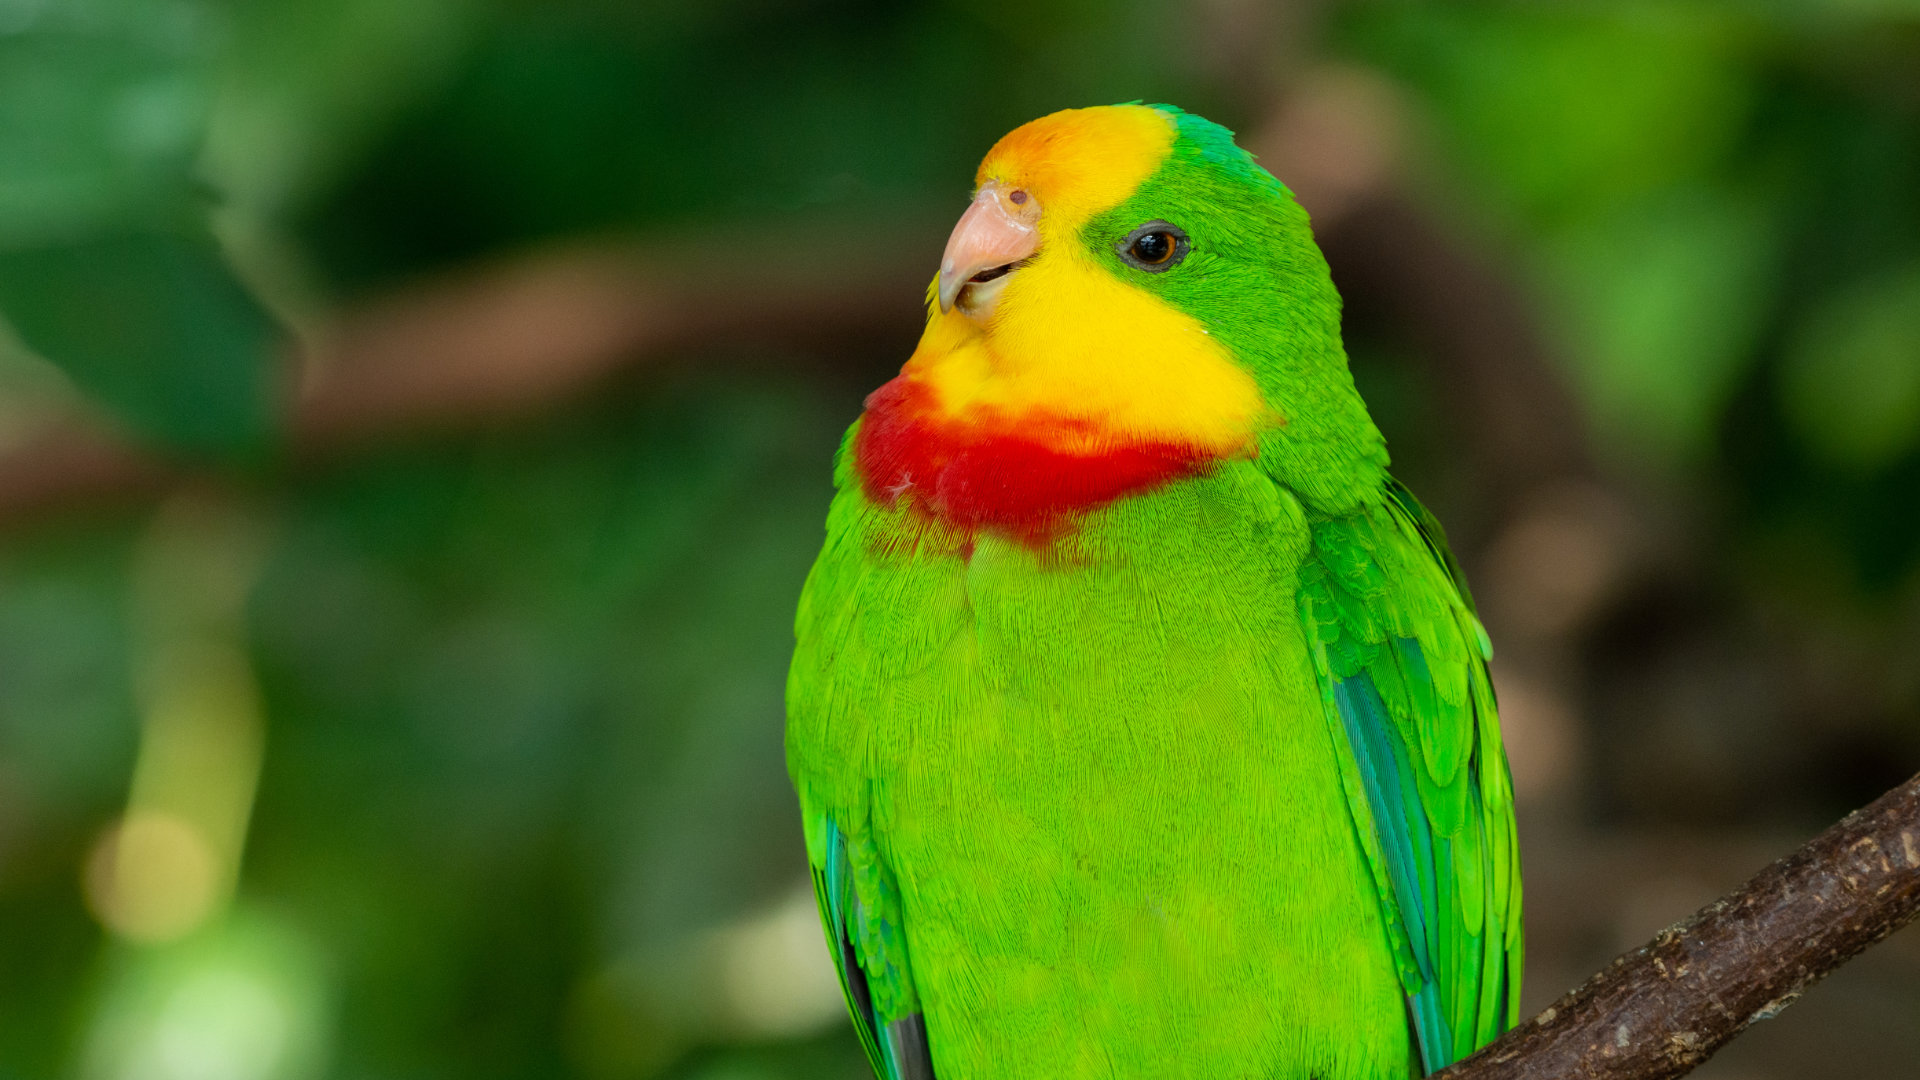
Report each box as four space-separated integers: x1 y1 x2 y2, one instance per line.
902 105 1270 458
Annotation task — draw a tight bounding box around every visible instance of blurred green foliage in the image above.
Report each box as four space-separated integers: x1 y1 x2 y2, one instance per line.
0 229 277 453
0 0 276 455
0 1 1916 1078
1780 262 1920 468
1344 1 1920 599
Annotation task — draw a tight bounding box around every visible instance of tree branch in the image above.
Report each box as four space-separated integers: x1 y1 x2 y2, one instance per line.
1440 771 1920 1079
0 237 927 525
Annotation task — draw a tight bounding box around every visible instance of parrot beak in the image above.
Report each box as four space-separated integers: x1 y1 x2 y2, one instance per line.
936 181 1041 318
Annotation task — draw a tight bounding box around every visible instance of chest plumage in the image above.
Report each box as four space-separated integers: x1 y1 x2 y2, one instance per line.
789 464 1410 1078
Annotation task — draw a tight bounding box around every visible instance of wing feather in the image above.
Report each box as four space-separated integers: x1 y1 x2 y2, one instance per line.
1300 483 1523 1074
810 816 937 1080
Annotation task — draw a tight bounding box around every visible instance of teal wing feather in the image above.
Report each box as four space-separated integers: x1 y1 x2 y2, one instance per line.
1299 480 1524 1073
809 814 937 1080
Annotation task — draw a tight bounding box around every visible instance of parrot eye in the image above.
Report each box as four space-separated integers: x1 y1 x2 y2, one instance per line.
1117 221 1190 272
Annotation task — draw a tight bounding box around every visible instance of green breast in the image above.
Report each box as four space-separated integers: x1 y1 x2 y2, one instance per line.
788 458 1413 1078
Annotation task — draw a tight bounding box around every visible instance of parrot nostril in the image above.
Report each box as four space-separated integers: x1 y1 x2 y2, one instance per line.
1009 189 1029 205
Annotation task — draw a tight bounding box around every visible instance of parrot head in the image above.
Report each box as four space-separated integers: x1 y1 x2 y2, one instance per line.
856 104 1384 543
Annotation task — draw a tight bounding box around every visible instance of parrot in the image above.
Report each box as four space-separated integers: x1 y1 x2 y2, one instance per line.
786 103 1521 1079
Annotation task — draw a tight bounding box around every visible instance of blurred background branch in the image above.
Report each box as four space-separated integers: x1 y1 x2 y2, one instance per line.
0 235 928 523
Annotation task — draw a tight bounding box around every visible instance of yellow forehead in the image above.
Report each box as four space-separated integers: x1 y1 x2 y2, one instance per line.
976 105 1176 229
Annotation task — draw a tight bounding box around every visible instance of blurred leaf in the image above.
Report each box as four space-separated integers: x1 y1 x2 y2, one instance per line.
204 0 476 215
1351 3 1753 224
1778 263 1920 469
0 0 213 247
0 1 284 455
1544 187 1780 467
0 229 279 455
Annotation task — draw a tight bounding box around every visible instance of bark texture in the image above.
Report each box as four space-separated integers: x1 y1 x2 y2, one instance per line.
1438 771 1920 1079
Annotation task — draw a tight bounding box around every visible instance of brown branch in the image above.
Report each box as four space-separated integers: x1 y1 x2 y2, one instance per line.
1440 771 1920 1080
0 236 927 525
289 238 925 444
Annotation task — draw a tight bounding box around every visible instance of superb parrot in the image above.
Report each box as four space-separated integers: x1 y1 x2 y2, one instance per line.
786 103 1521 1079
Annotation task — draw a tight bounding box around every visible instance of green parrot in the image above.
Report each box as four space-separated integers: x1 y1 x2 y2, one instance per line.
786 103 1521 1079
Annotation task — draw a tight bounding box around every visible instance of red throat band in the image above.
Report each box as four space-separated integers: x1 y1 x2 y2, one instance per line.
853 377 1221 545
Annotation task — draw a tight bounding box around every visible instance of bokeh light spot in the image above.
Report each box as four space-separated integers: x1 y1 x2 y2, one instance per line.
85 812 219 944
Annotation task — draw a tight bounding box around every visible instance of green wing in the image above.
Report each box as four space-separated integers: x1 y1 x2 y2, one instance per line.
1298 480 1523 1073
807 810 936 1080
